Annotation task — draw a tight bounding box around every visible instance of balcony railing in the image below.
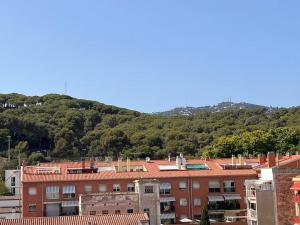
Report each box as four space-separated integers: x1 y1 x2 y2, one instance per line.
224 187 236 192
160 205 175 213
208 203 240 211
248 209 257 219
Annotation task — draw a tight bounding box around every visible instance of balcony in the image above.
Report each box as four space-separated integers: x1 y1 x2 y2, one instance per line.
160 205 175 213
248 209 257 219
208 202 240 211
294 217 300 223
294 195 300 202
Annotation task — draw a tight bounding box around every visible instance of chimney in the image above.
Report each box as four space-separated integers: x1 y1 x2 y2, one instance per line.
82 158 85 169
168 154 171 162
90 158 95 169
238 154 242 165
231 155 236 165
258 154 266 164
267 152 276 168
286 152 290 158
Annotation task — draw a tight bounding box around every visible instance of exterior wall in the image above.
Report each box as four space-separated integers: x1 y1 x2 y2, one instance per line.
5 170 21 195
135 179 160 225
273 168 300 225
256 190 275 225
79 193 140 215
22 174 256 225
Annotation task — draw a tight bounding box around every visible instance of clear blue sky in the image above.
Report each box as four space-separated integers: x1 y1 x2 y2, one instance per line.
0 1 299 112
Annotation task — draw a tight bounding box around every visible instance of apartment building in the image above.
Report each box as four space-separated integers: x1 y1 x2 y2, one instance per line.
291 175 300 225
245 152 300 225
5 169 21 196
79 179 160 225
20 153 300 224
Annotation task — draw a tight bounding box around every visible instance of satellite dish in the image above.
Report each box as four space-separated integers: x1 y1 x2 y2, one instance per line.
145 157 150 162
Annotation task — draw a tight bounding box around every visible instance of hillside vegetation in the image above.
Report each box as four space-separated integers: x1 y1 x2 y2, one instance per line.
0 93 300 167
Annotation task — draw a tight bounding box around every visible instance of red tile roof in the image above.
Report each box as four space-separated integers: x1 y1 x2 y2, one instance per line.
21 155 300 183
22 158 259 183
0 213 149 225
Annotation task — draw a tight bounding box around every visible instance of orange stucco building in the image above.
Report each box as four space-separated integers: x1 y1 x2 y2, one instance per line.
20 153 300 224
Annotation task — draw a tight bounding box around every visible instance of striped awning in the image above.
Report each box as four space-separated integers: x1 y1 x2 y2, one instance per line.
208 195 224 202
223 194 241 200
61 201 79 207
160 183 171 189
161 213 175 219
63 185 75 194
160 197 176 203
291 183 300 190
46 186 59 193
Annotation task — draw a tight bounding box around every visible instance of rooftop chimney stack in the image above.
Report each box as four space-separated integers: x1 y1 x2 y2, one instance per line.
81 158 85 169
231 155 236 165
267 152 276 168
258 154 266 164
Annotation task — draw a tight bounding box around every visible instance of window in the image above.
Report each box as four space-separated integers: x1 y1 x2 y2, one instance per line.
28 187 37 196
193 181 200 189
113 184 120 192
209 181 220 192
28 204 36 212
160 182 171 195
144 208 150 216
224 180 235 192
144 186 154 193
115 210 121 214
11 177 16 186
46 186 59 199
102 210 108 214
90 211 96 215
11 188 15 195
180 198 188 206
99 184 106 193
127 209 133 213
194 197 201 206
127 183 135 192
179 181 187 189
84 184 93 193
62 185 75 198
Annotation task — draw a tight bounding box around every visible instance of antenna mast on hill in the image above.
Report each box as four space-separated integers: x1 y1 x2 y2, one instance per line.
64 81 68 95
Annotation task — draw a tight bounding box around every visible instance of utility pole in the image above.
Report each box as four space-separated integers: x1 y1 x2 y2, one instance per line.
7 136 11 161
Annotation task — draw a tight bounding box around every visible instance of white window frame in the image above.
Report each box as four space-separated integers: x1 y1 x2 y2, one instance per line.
179 181 187 189
193 197 201 206
193 181 200 189
113 184 121 192
46 186 59 199
180 198 188 206
84 184 93 193
28 187 37 196
127 183 135 192
99 184 107 193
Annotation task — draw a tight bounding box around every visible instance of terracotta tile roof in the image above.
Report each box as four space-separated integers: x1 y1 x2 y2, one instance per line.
22 158 260 183
0 213 149 225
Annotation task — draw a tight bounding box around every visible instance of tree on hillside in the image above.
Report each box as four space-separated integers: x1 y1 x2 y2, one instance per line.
200 206 210 225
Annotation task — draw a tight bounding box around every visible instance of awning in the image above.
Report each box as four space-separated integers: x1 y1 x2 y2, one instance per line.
160 197 176 203
63 185 75 194
46 186 59 193
208 195 224 202
223 194 241 200
160 182 171 189
291 183 300 190
61 201 79 207
161 213 175 219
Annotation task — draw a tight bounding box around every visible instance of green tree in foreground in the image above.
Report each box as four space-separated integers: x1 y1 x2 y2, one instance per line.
200 206 210 225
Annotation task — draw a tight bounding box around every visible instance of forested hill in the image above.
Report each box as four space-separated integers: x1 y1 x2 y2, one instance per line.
0 93 300 166
155 102 276 116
